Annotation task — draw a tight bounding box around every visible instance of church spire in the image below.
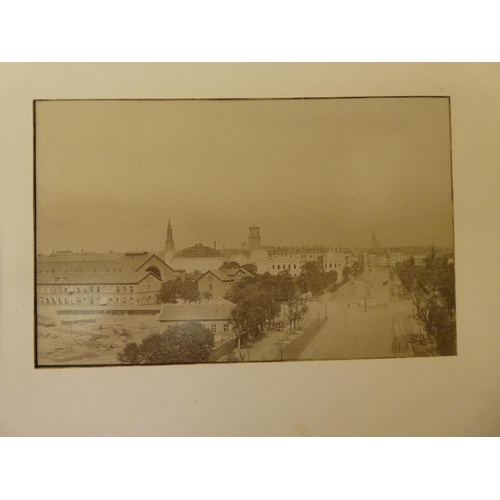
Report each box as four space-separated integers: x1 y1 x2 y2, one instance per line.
164 218 175 254
372 230 379 250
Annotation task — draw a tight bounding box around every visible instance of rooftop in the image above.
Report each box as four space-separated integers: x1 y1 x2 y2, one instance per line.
158 299 235 322
172 244 225 260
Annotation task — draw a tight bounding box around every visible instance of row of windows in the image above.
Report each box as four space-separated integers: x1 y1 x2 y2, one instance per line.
38 285 160 294
272 264 298 270
39 296 157 306
39 285 136 294
165 323 230 333
270 254 319 260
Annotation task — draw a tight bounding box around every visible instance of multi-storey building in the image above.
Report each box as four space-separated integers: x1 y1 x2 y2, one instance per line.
37 271 163 307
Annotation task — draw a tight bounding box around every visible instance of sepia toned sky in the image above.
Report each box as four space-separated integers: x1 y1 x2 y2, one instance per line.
35 97 454 254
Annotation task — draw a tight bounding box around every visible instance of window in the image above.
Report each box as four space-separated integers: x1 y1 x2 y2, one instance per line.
90 297 93 305
83 286 87 293
103 286 107 293
277 265 280 270
77 287 81 293
97 287 100 293
64 287 68 293
116 297 119 304
148 285 151 291
294 264 296 269
208 275 212 282
272 265 275 270
83 297 87 303
122 286 126 293
89 286 93 293
130 286 134 293
77 297 81 304
116 286 120 293
223 324 229 333
211 324 217 333
123 298 127 305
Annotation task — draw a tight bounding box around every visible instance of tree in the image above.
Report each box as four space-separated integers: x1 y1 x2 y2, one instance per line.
157 280 180 304
177 280 201 303
299 261 328 296
157 278 201 304
241 262 258 276
220 261 240 270
351 261 361 277
342 265 352 282
117 321 215 364
397 249 456 356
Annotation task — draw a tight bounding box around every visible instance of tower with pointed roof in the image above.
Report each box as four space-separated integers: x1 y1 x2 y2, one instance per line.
371 230 379 251
164 219 176 261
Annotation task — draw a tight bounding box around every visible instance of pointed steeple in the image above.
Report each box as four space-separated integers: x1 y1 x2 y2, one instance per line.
372 230 379 250
164 218 175 254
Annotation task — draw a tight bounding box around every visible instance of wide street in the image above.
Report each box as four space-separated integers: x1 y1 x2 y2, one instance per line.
298 268 414 360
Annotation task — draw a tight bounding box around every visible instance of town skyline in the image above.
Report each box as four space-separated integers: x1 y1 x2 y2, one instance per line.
35 97 454 254
37 223 453 257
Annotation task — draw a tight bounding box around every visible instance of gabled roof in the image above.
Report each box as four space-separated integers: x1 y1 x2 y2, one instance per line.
158 299 235 322
225 268 251 277
135 253 176 273
199 269 234 282
36 252 166 274
37 271 159 285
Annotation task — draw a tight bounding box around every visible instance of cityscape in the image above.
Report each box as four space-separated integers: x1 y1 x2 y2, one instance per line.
34 97 456 366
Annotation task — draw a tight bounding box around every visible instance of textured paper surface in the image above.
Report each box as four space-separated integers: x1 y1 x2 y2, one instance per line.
1 63 499 436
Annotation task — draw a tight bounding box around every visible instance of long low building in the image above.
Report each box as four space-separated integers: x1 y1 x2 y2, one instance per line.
157 298 235 346
37 271 162 307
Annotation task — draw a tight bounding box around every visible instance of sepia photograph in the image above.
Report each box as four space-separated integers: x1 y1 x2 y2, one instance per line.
34 96 456 367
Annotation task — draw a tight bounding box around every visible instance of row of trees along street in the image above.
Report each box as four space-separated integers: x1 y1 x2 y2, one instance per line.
395 248 456 356
226 259 363 350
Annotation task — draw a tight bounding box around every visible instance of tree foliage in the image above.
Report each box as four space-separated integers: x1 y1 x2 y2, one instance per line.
157 279 201 304
225 271 308 343
117 321 215 364
219 261 240 270
298 261 338 297
396 249 456 356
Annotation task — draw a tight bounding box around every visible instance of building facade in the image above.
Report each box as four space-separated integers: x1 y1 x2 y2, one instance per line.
37 271 163 307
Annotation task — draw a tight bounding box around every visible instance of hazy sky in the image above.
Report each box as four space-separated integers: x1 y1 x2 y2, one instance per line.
35 97 454 253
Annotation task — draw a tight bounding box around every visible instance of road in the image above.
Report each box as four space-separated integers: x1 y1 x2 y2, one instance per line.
298 268 414 360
